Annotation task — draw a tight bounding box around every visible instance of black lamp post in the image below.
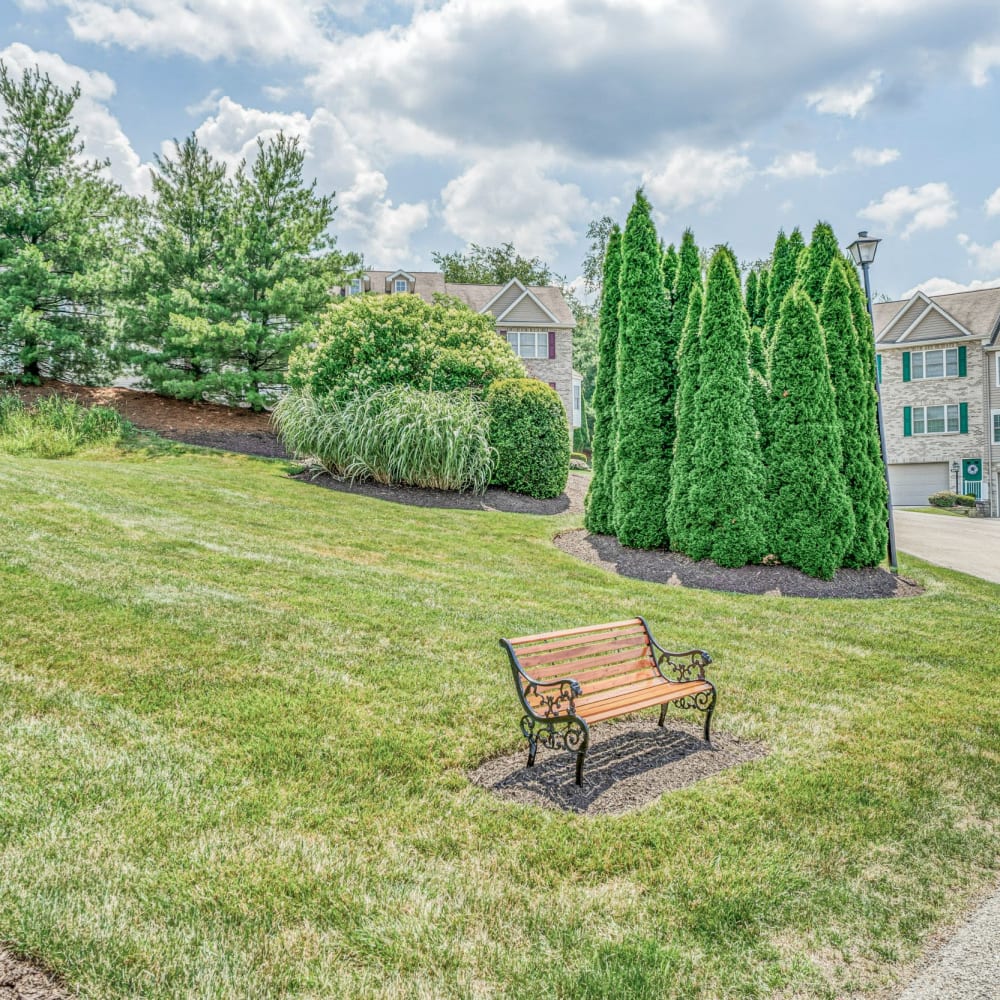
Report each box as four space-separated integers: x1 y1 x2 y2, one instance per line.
847 230 898 573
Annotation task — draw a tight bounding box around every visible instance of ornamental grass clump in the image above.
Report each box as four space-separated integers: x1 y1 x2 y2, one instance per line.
273 386 495 493
0 393 130 458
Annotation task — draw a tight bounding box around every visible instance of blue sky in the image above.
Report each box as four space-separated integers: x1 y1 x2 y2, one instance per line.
3 0 1000 303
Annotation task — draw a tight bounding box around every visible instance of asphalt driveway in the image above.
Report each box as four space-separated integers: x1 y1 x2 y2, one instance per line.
894 510 1000 584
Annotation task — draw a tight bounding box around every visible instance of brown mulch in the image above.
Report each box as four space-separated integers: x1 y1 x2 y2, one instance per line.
0 948 74 1000
292 468 590 515
10 380 288 458
469 717 767 815
556 528 923 599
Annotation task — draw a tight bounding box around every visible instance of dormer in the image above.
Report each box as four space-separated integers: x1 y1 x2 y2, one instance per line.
385 269 415 294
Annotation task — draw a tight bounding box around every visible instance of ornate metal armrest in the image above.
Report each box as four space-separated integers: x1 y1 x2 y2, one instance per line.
518 669 582 719
649 638 712 682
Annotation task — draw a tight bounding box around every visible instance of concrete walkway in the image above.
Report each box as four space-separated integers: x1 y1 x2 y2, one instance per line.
890 515 999 998
893 510 1000 583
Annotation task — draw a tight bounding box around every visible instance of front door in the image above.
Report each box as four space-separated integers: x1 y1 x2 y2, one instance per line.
962 458 983 499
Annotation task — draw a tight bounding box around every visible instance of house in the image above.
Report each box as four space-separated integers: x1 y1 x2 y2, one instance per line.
873 285 1000 515
337 270 581 430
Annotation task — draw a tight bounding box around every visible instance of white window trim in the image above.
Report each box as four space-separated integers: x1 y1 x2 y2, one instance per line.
349 278 362 294
394 278 409 293
992 409 1000 445
505 330 548 359
911 403 961 436
910 347 959 380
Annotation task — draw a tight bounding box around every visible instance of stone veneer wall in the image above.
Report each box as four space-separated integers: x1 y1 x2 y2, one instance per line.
502 327 575 429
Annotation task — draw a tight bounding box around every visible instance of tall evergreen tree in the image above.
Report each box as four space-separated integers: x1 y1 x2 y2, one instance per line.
0 63 124 383
753 267 770 327
763 228 804 343
685 250 768 566
671 229 701 349
800 221 840 307
661 242 678 303
584 225 622 535
745 270 759 329
612 191 673 548
767 286 854 579
846 260 879 388
748 322 771 456
821 258 888 567
665 281 704 553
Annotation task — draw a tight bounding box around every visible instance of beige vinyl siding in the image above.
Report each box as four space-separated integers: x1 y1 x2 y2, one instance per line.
904 310 969 343
883 298 928 341
503 295 555 324
487 284 525 317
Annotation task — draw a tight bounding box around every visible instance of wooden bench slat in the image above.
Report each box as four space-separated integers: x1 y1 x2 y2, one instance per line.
529 648 654 681
574 675 698 710
508 618 644 646
549 657 657 687
516 633 650 669
510 629 647 661
526 668 658 710
579 681 712 724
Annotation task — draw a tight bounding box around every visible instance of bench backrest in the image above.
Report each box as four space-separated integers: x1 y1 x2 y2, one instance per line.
502 618 657 711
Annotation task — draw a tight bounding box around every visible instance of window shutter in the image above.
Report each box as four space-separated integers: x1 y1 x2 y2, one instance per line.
548 331 556 359
876 355 882 384
548 381 557 390
903 406 912 437
902 351 911 382
958 345 967 377
960 402 968 433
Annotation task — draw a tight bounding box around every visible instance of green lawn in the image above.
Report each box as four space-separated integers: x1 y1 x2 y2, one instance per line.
0 446 997 999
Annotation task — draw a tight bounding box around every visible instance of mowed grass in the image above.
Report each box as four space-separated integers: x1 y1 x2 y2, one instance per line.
0 447 997 999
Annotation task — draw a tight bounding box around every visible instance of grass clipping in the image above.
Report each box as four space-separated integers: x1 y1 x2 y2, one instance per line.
273 386 495 493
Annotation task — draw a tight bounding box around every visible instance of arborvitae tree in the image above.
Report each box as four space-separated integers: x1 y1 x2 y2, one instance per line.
846 260 879 388
748 323 771 455
671 229 701 345
767 286 854 579
753 267 770 327
584 225 622 535
612 191 673 548
665 281 704 553
0 64 124 383
745 270 759 329
800 221 841 307
661 242 678 303
821 258 888 567
685 250 768 566
764 228 804 343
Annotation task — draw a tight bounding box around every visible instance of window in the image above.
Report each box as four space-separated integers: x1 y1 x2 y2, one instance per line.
993 410 1000 445
348 278 362 295
394 278 408 293
505 331 548 358
912 404 961 435
911 347 958 380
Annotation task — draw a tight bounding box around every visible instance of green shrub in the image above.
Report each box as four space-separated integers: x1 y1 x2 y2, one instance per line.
0 393 130 458
273 386 494 493
956 494 977 507
288 293 524 401
928 491 960 508
486 378 570 498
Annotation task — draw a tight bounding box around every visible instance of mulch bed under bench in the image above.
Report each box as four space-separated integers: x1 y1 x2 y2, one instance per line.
500 617 716 784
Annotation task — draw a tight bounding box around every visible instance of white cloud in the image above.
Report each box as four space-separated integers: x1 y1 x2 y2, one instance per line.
262 85 293 102
859 182 957 238
806 70 882 117
957 233 1000 273
642 146 754 213
190 97 428 262
441 153 595 260
901 275 1000 298
966 41 1000 85
765 150 830 179
984 187 1000 216
185 89 223 117
0 42 151 194
852 147 900 167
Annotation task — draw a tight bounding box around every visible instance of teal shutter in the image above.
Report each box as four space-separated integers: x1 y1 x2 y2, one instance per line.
876 355 882 384
960 402 968 433
902 352 911 381
903 406 912 437
958 345 967 377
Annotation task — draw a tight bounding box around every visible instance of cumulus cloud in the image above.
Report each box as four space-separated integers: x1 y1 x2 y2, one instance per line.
0 42 151 194
859 182 957 238
440 153 595 260
765 150 830 179
984 187 1000 216
806 70 882 117
901 275 1000 298
852 147 900 167
642 146 754 213
957 233 1000 272
966 40 1000 85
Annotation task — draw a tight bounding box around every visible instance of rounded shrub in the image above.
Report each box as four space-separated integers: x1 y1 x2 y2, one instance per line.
486 378 570 498
928 491 960 508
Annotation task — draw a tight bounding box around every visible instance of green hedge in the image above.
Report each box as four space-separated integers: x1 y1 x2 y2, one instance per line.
486 379 570 498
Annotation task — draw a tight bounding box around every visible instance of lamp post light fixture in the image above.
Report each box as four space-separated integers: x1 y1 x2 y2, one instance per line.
847 230 898 573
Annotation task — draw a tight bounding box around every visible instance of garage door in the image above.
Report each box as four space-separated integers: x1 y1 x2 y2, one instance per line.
888 463 950 506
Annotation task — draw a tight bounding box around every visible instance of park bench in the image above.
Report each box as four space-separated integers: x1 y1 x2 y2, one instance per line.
500 617 716 784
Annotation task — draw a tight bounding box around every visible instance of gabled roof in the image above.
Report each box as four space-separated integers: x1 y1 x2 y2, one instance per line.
873 285 1000 345
492 285 560 325
384 269 416 283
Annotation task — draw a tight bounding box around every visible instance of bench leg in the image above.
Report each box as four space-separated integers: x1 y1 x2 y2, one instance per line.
703 687 717 744
526 735 537 768
575 748 586 785
658 703 668 727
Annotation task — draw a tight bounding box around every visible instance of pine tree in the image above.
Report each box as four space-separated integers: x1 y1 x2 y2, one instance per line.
665 281 704 552
685 249 768 566
767 286 854 579
612 191 673 548
821 258 888 567
0 63 124 383
661 242 678 304
584 225 622 535
800 221 841 307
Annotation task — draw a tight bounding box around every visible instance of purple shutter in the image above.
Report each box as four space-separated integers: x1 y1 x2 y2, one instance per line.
548 331 556 358
548 382 557 390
